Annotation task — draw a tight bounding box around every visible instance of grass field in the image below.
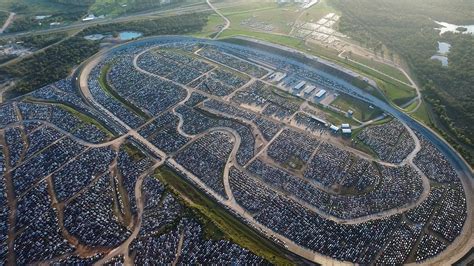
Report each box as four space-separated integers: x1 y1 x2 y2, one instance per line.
295 0 337 25
411 100 432 126
0 0 82 14
0 10 9 26
222 3 299 35
377 78 416 106
0 0 89 33
219 0 336 36
347 53 410 84
403 98 420 112
331 94 384 122
218 1 278 15
154 166 296 265
90 0 202 17
219 29 303 47
193 13 225 38
308 102 360 126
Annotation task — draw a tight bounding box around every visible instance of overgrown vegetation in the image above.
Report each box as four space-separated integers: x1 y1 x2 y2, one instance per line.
89 0 192 17
330 0 474 165
1 13 209 97
331 94 383 122
80 12 209 37
4 0 90 33
0 32 68 49
0 36 99 94
3 0 196 33
0 10 9 26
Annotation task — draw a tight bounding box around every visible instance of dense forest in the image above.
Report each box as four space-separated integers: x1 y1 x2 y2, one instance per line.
49 0 96 6
6 0 90 33
80 12 209 36
1 13 209 96
330 0 474 164
6 0 194 33
0 37 99 93
89 0 187 16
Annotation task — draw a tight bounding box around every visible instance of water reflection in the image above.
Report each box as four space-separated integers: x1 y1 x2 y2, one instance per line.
435 21 474 35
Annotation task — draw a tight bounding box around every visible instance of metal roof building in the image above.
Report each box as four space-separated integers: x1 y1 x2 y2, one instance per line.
342 128 352 134
294 81 306 91
315 89 327 98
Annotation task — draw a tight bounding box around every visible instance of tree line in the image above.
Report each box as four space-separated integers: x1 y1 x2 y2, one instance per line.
0 13 209 98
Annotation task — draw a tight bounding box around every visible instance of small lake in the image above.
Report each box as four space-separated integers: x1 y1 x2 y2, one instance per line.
430 55 448 67
118 31 143 41
84 34 105 41
430 41 451 67
437 42 451 54
435 21 474 35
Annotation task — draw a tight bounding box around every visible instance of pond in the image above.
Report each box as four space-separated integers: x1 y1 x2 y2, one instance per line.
430 55 448 67
118 31 143 41
437 42 451 54
435 21 474 35
84 34 105 41
430 41 450 67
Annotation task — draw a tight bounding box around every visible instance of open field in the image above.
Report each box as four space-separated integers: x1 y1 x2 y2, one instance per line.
347 53 410 84
331 94 383 122
293 0 337 25
222 3 298 35
0 0 90 33
90 0 203 17
308 102 360 126
193 13 225 38
0 10 9 26
411 100 433 126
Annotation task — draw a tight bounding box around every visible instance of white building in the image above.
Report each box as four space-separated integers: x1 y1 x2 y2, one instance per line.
342 128 352 135
314 89 327 98
294 81 306 91
303 85 316 97
82 14 97 22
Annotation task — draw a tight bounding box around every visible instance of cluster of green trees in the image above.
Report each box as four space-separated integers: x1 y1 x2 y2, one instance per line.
0 36 99 94
5 0 91 33
125 0 185 12
2 13 209 97
50 0 96 7
91 0 187 16
329 0 474 165
0 33 68 49
0 11 9 26
80 12 209 36
7 12 87 33
0 33 67 64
